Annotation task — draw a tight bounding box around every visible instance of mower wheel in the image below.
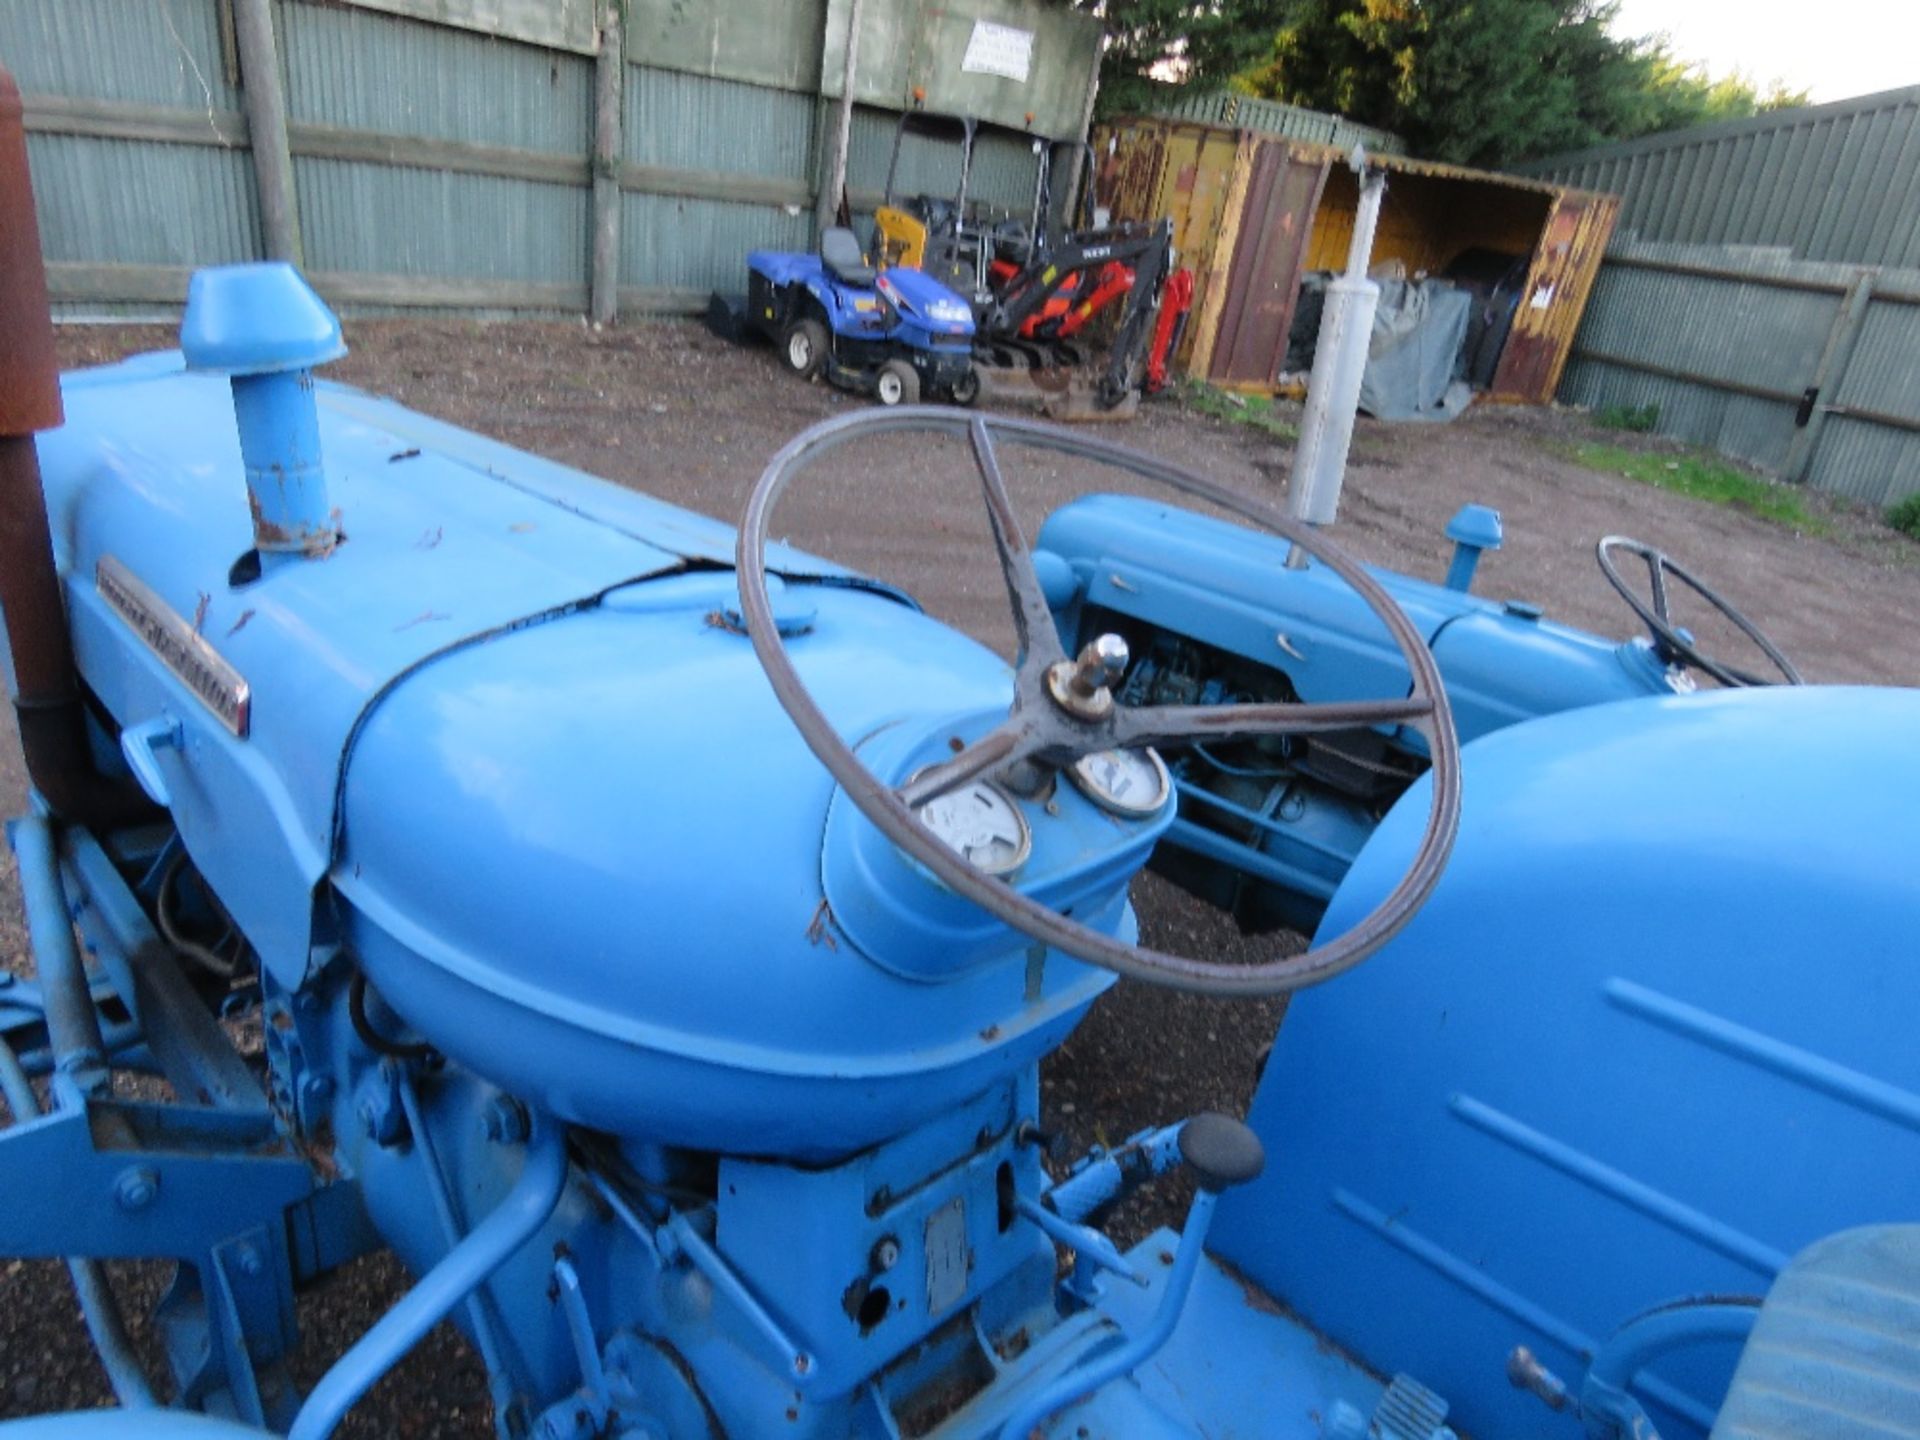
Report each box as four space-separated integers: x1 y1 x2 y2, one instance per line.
949 367 980 407
875 359 920 407
782 318 828 380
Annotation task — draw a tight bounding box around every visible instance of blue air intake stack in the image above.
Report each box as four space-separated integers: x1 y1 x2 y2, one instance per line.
180 262 347 558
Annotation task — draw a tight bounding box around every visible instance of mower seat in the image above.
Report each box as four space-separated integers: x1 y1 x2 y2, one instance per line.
820 227 874 287
1711 1225 1920 1439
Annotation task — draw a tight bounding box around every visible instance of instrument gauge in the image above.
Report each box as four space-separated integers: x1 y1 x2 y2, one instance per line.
912 780 1031 876
1069 747 1173 817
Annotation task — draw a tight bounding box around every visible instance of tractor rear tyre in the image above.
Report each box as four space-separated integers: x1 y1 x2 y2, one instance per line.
782 318 828 380
949 367 980 407
875 359 920 407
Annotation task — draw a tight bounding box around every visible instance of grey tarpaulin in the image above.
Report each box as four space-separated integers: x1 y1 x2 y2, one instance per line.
1358 277 1474 422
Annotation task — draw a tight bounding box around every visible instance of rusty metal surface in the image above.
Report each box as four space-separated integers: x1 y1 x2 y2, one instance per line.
1490 190 1619 403
736 405 1461 998
0 71 62 436
1100 114 1610 394
1208 143 1328 387
0 64 152 826
1157 90 1406 156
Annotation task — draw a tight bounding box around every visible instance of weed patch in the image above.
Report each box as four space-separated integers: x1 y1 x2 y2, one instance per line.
1181 380 1298 440
1888 493 1920 541
1569 443 1827 534
1594 402 1660 433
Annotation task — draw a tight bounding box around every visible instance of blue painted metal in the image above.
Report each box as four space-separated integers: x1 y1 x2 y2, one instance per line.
6 814 107 1097
0 1038 157 1411
1442 503 1503 593
1214 686 1920 1439
180 264 348 556
1579 1300 1758 1440
288 1118 567 1440
999 1188 1221 1440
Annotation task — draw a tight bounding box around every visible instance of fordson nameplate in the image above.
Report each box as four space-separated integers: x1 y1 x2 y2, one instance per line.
96 556 251 736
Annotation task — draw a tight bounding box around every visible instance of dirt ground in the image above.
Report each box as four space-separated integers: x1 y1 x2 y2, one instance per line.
4 316 1918 1433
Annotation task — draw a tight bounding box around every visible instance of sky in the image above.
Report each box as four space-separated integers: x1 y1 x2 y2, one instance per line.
1608 0 1920 103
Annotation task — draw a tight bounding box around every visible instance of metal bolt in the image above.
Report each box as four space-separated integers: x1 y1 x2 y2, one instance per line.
114 1166 158 1211
236 1244 264 1277
481 1094 529 1145
871 1237 901 1273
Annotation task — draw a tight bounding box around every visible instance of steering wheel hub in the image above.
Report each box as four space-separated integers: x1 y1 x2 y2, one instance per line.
1044 634 1130 721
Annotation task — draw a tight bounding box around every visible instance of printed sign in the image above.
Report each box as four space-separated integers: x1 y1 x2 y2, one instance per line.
961 20 1034 83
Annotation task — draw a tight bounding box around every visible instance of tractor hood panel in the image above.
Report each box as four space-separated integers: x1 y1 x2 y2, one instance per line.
36 354 902 990
336 571 1113 1159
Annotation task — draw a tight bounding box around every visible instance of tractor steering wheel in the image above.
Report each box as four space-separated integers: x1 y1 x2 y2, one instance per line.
736 408 1462 997
1596 536 1803 687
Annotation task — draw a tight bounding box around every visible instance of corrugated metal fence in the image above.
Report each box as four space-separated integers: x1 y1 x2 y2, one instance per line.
1561 241 1920 507
1519 86 1920 270
2 0 1094 319
1519 90 1920 508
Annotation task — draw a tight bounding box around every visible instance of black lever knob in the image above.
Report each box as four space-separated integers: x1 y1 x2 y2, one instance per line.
1178 1113 1265 1193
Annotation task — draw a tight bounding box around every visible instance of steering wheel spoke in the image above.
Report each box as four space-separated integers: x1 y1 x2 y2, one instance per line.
967 416 1068 678
1110 695 1434 751
895 717 1040 810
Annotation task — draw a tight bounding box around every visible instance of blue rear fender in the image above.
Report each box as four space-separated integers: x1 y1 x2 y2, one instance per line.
1215 686 1920 1439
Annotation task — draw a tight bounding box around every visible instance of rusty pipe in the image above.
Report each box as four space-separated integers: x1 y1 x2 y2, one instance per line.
0 66 151 827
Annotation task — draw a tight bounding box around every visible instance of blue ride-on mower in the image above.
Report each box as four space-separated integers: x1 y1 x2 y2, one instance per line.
731 226 979 406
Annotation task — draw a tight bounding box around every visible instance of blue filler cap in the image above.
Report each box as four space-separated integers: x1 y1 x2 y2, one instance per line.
1443 503 1504 593
180 262 345 376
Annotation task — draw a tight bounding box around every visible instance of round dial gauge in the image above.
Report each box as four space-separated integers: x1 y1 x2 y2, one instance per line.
913 781 1032 876
1069 747 1172 817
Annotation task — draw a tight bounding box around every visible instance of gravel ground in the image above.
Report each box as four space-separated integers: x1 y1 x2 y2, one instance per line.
4 316 1918 1433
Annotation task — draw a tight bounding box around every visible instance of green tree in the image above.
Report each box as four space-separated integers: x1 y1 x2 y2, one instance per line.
1073 1 1299 118
1635 53 1812 136
1234 0 1653 167
1219 0 1815 166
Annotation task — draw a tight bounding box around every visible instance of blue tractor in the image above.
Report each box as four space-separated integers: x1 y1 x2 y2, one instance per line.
1032 496 1804 932
739 226 978 406
0 68 1913 1440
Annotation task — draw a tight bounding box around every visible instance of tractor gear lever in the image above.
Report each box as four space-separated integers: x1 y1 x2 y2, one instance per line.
998 1115 1263 1438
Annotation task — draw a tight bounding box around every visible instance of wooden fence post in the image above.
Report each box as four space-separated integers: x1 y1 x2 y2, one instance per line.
231 0 302 266
1785 269 1876 484
589 0 624 326
816 0 863 238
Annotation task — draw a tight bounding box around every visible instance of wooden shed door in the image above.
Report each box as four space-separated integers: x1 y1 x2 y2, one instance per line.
1208 146 1330 387
1489 191 1620 403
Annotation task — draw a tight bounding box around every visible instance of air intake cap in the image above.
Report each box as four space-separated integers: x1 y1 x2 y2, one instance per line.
182 263 346 557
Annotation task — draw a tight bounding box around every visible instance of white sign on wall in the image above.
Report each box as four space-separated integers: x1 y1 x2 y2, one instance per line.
961 20 1035 82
